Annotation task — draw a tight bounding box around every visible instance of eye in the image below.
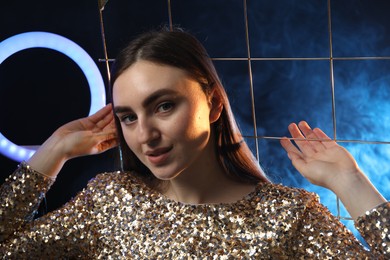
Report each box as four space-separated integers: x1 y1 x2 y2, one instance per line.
156 102 174 113
119 114 137 125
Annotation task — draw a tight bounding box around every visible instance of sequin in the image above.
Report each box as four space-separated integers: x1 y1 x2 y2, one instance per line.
0 163 389 259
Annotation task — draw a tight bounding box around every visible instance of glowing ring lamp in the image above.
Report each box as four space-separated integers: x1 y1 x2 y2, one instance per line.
0 31 106 162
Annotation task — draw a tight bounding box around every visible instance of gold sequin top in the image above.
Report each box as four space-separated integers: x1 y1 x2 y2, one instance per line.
0 163 389 259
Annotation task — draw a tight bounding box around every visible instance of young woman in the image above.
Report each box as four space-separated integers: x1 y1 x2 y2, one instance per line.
0 28 388 259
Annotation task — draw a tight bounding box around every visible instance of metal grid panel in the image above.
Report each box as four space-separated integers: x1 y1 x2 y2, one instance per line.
98 0 390 227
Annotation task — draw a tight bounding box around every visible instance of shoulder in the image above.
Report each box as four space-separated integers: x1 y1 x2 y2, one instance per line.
259 182 318 199
84 171 147 195
256 182 320 208
88 170 133 183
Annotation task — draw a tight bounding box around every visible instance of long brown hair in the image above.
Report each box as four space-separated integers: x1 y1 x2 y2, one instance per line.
110 27 270 188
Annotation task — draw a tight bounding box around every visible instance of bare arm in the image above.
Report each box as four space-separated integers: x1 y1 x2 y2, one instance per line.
27 104 118 178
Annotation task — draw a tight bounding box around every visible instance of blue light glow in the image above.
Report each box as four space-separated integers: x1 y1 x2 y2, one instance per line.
0 31 106 162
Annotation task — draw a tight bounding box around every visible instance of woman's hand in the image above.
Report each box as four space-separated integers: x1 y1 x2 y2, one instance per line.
280 121 358 191
280 121 386 219
52 103 117 159
27 104 118 178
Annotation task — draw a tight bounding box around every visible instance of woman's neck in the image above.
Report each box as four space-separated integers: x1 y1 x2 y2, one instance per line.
162 153 256 205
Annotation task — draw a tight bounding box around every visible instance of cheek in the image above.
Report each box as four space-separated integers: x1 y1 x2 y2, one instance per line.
192 103 212 130
121 129 138 152
174 106 211 140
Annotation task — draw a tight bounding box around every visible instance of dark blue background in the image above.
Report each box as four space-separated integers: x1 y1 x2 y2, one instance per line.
1 0 390 242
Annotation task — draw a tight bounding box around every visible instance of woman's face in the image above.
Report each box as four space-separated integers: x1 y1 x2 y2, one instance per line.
113 60 218 180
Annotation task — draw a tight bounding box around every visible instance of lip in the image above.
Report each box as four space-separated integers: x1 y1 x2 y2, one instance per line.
145 146 173 165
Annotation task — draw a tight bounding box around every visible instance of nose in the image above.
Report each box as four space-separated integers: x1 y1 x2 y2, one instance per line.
137 117 160 145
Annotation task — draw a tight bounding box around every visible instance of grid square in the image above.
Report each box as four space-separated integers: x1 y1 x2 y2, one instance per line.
170 0 247 57
247 0 329 58
334 60 390 141
332 0 390 57
252 60 334 138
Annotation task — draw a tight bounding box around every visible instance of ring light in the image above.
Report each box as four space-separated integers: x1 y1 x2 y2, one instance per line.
0 31 106 161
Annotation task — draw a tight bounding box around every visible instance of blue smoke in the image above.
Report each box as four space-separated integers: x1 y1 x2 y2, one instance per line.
1 0 389 247
183 0 390 243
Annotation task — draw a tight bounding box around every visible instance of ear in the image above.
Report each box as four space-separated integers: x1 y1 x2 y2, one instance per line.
209 90 223 123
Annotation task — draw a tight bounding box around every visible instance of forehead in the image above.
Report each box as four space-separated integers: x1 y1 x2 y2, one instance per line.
112 60 204 104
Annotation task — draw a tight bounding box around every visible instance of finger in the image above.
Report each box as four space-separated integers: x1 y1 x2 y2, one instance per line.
285 151 309 177
89 104 113 124
97 136 118 153
92 128 117 139
92 107 115 133
299 121 336 150
280 137 302 156
92 131 118 154
298 121 326 151
288 123 316 155
98 113 115 131
105 117 117 130
312 127 336 148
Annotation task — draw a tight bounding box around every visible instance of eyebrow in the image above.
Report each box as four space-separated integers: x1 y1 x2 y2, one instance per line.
114 88 178 114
